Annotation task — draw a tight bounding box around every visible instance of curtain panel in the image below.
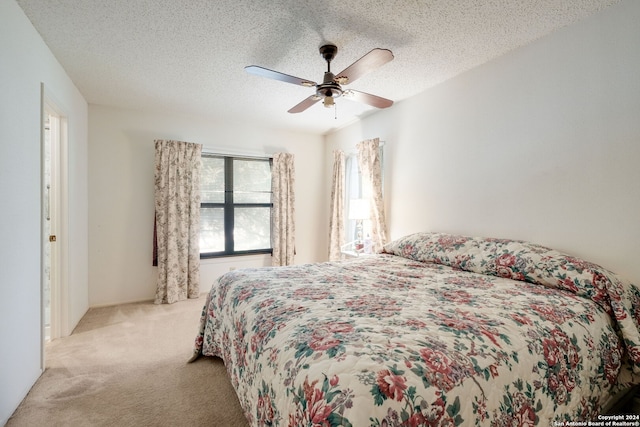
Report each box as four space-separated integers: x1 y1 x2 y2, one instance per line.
328 150 345 261
154 139 202 304
271 153 295 266
357 138 387 253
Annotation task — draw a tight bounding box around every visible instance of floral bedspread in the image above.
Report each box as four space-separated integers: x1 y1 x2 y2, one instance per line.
192 232 640 426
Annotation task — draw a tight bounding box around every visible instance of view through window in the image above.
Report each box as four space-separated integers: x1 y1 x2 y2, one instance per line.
200 155 273 257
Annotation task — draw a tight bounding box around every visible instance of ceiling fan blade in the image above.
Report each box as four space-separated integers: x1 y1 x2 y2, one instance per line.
288 96 321 113
245 65 316 87
335 48 394 85
343 90 394 109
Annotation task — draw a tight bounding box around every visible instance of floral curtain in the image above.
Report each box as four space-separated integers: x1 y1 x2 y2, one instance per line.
357 138 387 253
271 153 295 266
328 150 345 261
154 139 202 304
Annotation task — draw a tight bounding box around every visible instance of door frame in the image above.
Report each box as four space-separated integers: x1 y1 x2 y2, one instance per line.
41 84 69 368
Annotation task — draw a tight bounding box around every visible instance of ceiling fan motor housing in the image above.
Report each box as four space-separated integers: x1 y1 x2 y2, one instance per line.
317 72 342 99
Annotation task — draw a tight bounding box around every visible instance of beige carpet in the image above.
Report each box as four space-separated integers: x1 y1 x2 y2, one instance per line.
7 294 249 427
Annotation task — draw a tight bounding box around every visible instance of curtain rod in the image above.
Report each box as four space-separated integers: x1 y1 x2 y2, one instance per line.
202 149 273 160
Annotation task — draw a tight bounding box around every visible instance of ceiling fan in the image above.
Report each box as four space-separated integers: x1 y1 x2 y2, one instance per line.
245 44 394 113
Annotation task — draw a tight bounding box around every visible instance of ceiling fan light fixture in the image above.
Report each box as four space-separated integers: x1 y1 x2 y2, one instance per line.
323 96 335 108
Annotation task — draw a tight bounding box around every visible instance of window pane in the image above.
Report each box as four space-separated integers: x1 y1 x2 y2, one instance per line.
200 208 224 252
234 207 271 251
233 159 271 203
201 157 225 203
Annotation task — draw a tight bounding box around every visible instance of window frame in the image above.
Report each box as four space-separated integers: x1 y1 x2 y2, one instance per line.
200 154 273 259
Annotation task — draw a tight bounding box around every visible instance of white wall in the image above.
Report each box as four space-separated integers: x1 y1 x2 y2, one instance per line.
88 105 326 306
326 0 640 285
0 1 89 424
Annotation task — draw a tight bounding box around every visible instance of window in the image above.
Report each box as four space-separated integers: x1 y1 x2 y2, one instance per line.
344 154 372 246
200 155 273 257
344 145 384 253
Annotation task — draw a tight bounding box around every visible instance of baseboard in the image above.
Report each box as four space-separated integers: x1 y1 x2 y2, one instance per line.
88 293 206 310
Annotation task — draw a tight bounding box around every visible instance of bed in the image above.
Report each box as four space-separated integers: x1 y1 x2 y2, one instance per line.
191 232 640 425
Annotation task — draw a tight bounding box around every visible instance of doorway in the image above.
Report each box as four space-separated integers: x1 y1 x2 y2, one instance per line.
42 106 59 345
41 91 67 368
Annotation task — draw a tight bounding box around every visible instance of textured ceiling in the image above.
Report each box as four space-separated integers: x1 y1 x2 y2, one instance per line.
17 0 619 135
